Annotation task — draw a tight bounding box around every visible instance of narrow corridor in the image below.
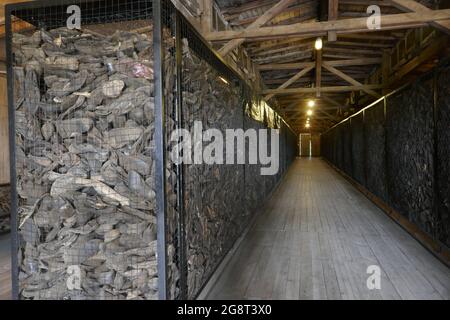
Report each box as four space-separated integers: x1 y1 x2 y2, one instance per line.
207 158 450 300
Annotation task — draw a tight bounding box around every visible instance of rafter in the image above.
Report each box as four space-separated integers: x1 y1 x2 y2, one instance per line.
258 58 381 70
322 96 344 109
264 65 314 101
218 0 296 56
206 9 450 42
322 62 381 98
388 0 450 34
262 84 383 95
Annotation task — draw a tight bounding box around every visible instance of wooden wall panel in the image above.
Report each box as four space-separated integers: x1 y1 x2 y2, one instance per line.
0 75 9 184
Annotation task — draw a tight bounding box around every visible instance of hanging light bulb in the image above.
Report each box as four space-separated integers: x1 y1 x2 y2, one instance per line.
305 123 311 128
307 110 313 116
308 100 315 108
315 37 323 50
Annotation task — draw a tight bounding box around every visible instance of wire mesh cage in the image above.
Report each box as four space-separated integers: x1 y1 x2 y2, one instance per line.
363 100 387 202
436 63 450 247
351 112 364 185
321 60 450 255
6 0 299 300
177 21 298 299
385 74 435 239
5 0 175 300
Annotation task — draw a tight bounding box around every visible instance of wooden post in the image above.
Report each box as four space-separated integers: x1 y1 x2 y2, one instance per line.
0 75 9 184
201 0 213 33
328 0 338 42
316 49 322 98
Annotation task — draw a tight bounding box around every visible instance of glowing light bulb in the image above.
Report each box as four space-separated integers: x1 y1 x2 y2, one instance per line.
308 100 315 108
305 123 311 128
307 110 313 116
218 76 229 85
315 37 323 50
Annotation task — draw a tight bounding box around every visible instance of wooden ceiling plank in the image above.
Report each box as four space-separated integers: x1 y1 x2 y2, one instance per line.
388 0 435 12
389 0 450 35
219 0 296 56
262 84 383 95
258 57 381 70
206 9 450 42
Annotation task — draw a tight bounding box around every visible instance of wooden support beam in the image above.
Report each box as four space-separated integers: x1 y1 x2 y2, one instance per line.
327 41 393 48
322 96 343 109
338 33 398 41
262 84 383 95
219 0 295 56
389 0 450 34
323 62 381 98
258 58 381 70
264 65 314 101
248 37 314 54
328 0 339 41
318 108 339 121
389 35 448 83
259 62 315 71
200 0 213 33
316 49 322 97
170 0 201 30
206 9 450 42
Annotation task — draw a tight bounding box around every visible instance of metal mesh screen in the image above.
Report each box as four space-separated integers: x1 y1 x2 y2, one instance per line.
0 185 10 234
363 101 387 202
342 120 352 176
335 125 344 171
178 23 298 298
321 61 450 251
180 43 246 299
351 113 364 185
435 65 450 247
386 78 435 235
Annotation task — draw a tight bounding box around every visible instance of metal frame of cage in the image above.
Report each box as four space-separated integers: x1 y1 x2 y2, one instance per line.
5 0 299 300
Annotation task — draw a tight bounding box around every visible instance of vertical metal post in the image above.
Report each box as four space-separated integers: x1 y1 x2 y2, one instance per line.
175 11 187 300
432 70 439 241
362 110 368 188
349 118 352 176
383 96 389 202
5 5 19 301
153 0 168 300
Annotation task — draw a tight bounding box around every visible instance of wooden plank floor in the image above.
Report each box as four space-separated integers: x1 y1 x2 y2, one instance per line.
207 158 450 300
0 234 11 300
